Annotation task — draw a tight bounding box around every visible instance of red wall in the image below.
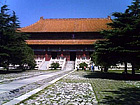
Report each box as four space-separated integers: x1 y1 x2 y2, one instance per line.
44 51 89 61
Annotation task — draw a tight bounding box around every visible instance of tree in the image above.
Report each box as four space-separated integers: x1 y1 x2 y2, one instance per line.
93 40 120 72
125 0 140 74
0 5 11 70
93 0 140 74
79 62 88 70
51 63 60 70
0 5 35 71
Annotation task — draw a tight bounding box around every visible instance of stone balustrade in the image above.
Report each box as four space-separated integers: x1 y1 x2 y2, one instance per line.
109 63 132 70
35 58 45 69
75 57 91 70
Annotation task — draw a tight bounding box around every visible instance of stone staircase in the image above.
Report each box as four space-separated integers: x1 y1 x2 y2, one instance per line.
39 61 49 70
63 61 74 71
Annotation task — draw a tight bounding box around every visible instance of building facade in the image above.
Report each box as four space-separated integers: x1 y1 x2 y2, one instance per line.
19 17 111 62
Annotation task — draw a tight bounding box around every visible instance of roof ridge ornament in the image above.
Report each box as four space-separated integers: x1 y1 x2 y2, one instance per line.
107 16 111 20
40 16 44 20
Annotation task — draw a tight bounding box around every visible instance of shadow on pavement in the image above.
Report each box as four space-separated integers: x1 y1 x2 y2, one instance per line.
100 87 140 105
83 71 140 80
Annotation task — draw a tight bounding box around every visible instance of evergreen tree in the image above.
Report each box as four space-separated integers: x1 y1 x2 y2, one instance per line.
125 0 140 74
93 0 140 74
0 5 35 71
0 5 11 70
93 39 120 72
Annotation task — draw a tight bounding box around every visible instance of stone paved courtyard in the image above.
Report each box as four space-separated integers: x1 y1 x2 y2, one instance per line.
19 82 97 105
18 72 97 105
0 70 139 105
18 70 140 105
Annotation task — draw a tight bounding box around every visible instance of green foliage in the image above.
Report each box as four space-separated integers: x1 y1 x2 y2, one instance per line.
10 43 36 70
92 0 140 74
79 62 88 70
0 5 35 70
51 63 60 70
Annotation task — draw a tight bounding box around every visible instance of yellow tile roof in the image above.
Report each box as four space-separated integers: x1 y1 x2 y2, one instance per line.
19 17 112 32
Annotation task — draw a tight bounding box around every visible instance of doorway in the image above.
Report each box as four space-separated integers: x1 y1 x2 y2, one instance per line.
51 52 57 59
70 52 76 61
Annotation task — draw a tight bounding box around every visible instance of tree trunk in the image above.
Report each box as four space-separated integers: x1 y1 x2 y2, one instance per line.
104 67 108 72
131 63 135 75
6 66 9 72
5 63 9 72
101 67 103 72
124 62 127 74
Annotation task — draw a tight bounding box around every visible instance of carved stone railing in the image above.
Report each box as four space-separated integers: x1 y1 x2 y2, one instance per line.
75 57 91 70
35 58 45 69
109 63 132 70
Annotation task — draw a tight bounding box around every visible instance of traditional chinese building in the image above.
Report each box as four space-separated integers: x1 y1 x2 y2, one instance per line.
19 17 111 63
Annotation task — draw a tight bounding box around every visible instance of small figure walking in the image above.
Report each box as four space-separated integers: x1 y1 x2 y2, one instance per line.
84 66 86 71
91 65 94 72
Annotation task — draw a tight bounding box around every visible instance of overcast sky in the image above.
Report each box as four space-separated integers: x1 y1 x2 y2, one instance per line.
0 0 132 27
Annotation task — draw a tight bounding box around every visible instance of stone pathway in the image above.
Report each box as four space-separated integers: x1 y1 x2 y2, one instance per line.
0 71 68 94
0 70 55 84
0 70 72 105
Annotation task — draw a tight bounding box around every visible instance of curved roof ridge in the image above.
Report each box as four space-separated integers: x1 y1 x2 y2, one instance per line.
43 17 110 20
20 17 111 29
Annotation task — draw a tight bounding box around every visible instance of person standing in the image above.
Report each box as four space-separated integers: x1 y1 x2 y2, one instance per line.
91 65 94 72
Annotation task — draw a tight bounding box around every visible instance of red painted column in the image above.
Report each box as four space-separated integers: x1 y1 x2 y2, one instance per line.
83 51 86 57
61 52 64 57
45 51 49 61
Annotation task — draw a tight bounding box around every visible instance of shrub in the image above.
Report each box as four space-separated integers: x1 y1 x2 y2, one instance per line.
79 62 88 70
51 62 60 70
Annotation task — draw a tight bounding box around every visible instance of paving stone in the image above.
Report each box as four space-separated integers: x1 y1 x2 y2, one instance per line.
19 81 97 105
